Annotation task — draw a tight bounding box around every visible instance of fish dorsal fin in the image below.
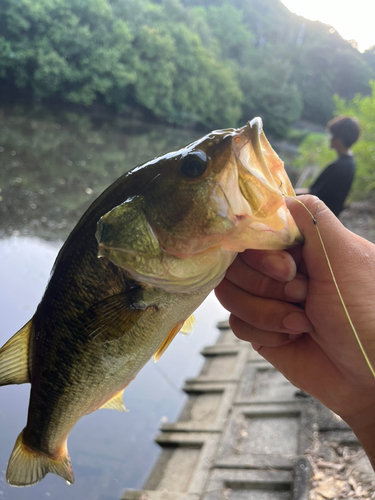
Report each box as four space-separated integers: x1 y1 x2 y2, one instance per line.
179 314 196 337
154 321 184 362
0 320 33 386
99 390 128 412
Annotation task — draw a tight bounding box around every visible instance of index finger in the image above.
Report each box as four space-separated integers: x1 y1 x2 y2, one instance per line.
240 249 297 282
225 252 308 303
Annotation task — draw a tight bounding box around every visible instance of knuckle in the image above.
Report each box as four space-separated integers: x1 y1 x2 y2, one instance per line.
229 315 254 341
256 274 273 297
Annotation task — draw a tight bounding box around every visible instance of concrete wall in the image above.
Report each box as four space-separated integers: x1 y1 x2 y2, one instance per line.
122 322 359 500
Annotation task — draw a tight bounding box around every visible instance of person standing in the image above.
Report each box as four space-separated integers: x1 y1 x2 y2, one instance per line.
296 116 361 217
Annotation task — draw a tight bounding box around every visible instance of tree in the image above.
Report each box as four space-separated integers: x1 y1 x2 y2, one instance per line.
0 0 137 104
239 48 303 137
334 81 375 197
293 133 335 173
363 46 375 72
204 3 254 63
128 0 243 127
1 0 374 135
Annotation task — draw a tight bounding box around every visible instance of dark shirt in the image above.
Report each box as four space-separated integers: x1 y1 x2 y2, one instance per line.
309 155 356 217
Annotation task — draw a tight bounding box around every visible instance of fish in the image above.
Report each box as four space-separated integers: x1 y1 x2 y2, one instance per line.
0 117 302 487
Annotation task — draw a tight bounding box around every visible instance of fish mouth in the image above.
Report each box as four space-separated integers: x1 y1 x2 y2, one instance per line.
218 117 303 251
95 119 302 292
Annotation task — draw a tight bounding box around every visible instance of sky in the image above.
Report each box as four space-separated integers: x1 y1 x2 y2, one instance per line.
280 0 375 52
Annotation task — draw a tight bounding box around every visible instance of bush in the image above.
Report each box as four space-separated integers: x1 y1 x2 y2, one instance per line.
334 81 375 198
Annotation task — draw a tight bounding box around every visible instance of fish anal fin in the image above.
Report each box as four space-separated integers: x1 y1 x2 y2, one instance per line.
100 390 128 412
154 321 184 363
6 430 74 487
0 320 33 386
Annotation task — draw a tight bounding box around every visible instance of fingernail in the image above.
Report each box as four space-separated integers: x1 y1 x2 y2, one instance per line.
284 279 308 301
283 312 313 333
261 254 295 281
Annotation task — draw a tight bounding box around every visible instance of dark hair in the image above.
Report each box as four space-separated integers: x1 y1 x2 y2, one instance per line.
327 116 361 148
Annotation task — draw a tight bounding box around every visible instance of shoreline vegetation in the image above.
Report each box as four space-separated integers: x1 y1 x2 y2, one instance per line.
1 0 375 136
1 0 375 199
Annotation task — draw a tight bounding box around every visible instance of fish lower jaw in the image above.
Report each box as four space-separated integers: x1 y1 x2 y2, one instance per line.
157 243 225 259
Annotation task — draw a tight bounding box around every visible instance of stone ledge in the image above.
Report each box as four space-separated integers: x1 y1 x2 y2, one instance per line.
200 344 250 355
121 321 314 499
215 402 316 470
185 345 249 384
122 491 200 500
143 433 221 496
202 467 294 500
235 360 302 404
160 383 237 433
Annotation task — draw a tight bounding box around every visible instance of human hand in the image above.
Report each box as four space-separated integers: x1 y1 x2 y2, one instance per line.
215 195 375 463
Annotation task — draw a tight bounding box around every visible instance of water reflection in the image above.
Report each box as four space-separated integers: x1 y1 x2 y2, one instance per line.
0 110 228 500
0 107 200 240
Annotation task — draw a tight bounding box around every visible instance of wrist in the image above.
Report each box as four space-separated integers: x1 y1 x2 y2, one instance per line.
344 404 375 470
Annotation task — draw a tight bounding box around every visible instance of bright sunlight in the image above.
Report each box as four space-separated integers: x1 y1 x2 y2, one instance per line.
280 0 375 52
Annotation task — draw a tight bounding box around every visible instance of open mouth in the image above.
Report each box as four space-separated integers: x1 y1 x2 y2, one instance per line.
236 118 295 211
218 118 303 251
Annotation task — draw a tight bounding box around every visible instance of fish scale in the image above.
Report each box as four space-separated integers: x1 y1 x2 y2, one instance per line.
0 118 302 486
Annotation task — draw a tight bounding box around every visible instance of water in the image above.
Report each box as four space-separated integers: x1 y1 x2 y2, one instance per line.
0 108 228 500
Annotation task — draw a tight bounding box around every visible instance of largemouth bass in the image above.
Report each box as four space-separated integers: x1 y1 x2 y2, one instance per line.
0 118 302 486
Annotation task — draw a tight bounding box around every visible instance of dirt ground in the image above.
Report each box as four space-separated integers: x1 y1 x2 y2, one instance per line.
340 200 375 244
308 200 375 499
309 444 375 499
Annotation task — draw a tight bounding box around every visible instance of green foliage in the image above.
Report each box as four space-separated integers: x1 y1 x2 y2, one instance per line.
183 0 375 131
293 133 335 172
1 0 375 134
292 81 375 198
0 0 136 104
285 127 309 145
291 27 374 123
203 3 254 63
238 49 303 137
0 0 242 128
334 81 375 198
187 2 303 135
129 1 242 127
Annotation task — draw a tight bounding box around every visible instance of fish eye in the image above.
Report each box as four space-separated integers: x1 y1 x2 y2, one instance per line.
180 150 207 178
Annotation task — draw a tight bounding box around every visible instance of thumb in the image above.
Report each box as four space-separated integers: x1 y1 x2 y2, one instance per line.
286 195 366 281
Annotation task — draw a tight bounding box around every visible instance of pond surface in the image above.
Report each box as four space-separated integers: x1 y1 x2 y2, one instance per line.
0 108 228 500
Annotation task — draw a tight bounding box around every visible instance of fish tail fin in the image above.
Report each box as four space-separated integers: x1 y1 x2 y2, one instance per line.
6 430 75 487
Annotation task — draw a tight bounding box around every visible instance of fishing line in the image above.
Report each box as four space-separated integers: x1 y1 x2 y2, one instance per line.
292 197 375 379
152 363 185 399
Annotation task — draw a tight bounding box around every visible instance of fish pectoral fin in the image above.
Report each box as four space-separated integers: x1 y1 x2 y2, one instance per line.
0 319 33 386
179 314 196 337
154 316 196 361
6 430 74 486
154 321 184 362
84 293 146 343
99 390 128 412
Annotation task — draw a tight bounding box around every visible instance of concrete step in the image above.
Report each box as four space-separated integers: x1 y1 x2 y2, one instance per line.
122 322 359 500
